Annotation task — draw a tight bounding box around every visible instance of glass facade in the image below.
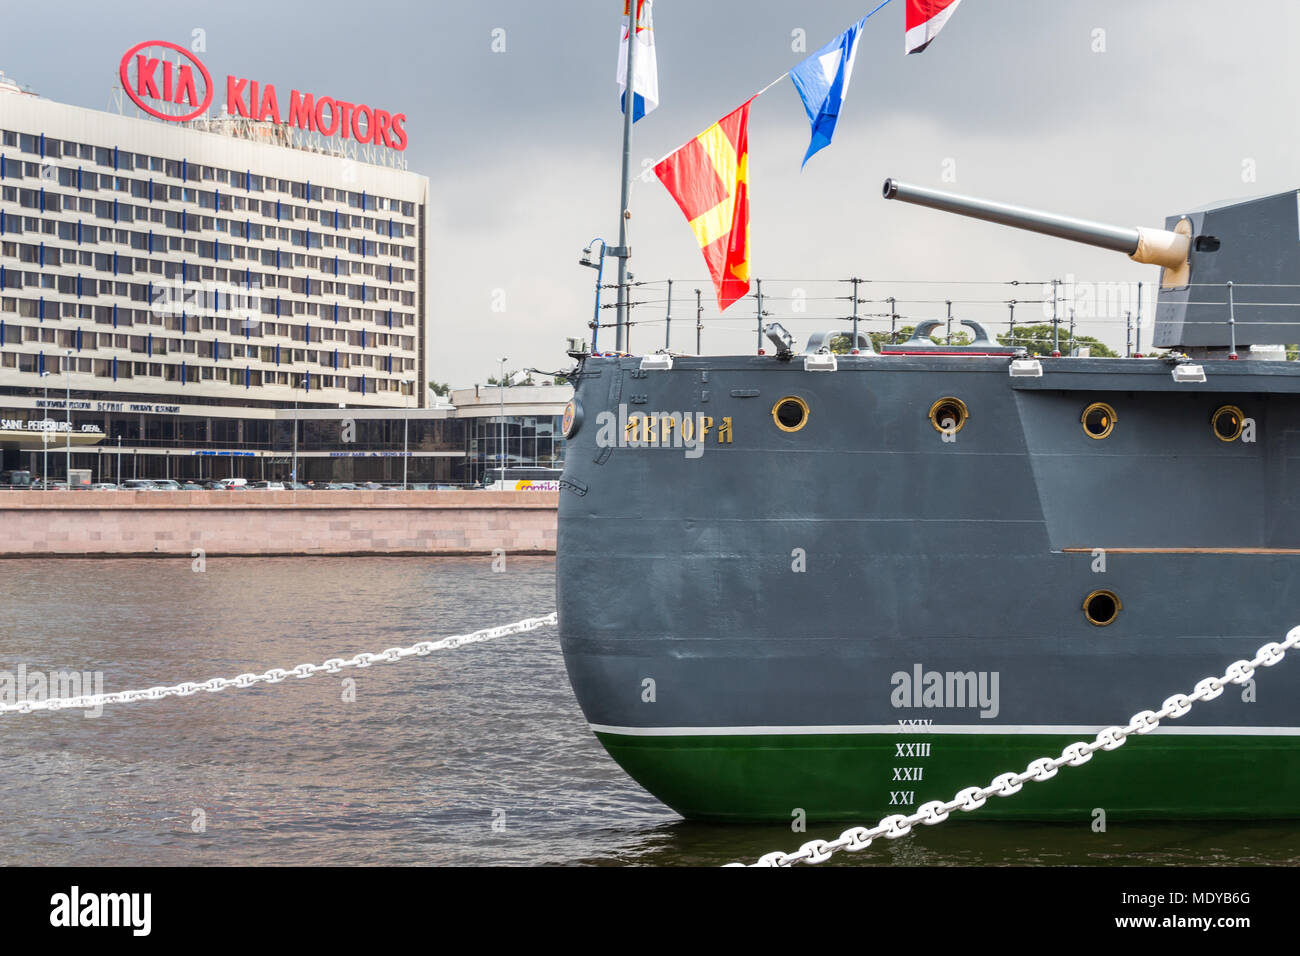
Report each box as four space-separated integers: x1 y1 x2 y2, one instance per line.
464 414 565 486
0 403 566 486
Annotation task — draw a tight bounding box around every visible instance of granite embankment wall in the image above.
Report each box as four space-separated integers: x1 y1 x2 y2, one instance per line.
0 490 558 557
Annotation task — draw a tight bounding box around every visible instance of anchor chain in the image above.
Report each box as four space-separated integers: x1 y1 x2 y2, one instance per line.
0 613 558 715
732 625 1300 867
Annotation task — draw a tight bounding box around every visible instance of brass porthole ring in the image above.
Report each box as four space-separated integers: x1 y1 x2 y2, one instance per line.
1211 405 1245 443
1083 589 1122 626
562 399 582 439
1081 402 1117 440
772 396 810 433
928 397 969 435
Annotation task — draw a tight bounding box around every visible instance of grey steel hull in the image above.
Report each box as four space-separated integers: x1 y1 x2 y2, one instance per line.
556 354 1300 821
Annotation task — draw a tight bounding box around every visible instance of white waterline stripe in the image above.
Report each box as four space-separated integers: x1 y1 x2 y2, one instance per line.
590 722 1300 737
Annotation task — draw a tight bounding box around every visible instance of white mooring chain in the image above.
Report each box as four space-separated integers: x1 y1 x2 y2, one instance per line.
731 625 1300 867
0 613 558 716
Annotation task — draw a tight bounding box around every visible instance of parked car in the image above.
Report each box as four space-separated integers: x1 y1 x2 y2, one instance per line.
151 479 183 491
323 482 360 490
119 479 157 491
250 481 286 490
199 480 225 490
89 483 119 491
33 478 66 490
0 470 33 488
218 478 248 489
180 481 204 490
287 481 312 490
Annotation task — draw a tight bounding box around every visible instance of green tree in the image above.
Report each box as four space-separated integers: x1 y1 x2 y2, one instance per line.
428 380 450 398
997 323 1117 357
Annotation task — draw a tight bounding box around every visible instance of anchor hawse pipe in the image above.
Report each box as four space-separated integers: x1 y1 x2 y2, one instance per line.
882 179 1190 270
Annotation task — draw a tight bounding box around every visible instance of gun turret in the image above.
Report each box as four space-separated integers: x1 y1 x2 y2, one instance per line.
882 177 1300 352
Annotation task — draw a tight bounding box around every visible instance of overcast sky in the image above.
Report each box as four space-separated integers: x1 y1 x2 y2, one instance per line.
3 0 1298 384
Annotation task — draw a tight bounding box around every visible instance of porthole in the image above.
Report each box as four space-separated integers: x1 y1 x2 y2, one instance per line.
562 399 581 439
1083 589 1122 627
928 397 969 435
1211 405 1244 443
1081 402 1116 439
772 396 809 432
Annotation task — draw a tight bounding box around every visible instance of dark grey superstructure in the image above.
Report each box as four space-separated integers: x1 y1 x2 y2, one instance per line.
556 182 1300 822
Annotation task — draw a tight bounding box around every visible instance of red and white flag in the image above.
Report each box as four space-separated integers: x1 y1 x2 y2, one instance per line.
905 0 964 54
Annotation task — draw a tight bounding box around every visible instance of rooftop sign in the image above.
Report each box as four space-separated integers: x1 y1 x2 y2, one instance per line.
119 40 408 151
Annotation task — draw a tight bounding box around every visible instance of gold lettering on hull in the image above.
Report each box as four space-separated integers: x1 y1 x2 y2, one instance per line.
619 413 734 448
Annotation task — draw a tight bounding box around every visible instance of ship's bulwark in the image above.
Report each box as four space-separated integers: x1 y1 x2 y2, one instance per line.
556 353 1300 822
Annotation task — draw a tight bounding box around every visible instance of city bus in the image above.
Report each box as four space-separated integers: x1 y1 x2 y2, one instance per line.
481 467 563 491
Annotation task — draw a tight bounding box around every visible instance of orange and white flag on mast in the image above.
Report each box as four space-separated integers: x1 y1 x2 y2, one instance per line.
653 100 753 311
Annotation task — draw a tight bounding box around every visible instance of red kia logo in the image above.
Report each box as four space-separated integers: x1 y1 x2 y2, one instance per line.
119 40 213 122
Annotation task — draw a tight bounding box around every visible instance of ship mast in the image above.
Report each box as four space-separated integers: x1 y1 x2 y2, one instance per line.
614 1 638 352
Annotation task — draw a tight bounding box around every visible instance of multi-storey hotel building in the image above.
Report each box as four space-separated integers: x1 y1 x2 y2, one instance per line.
0 67 451 483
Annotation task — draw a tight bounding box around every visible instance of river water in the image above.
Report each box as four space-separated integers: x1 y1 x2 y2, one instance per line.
1 556 1296 867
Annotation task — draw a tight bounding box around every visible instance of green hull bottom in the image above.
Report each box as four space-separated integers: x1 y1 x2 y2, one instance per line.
595 730 1300 822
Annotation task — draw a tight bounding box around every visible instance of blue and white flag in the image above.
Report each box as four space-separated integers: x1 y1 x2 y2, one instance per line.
790 16 868 168
617 0 659 122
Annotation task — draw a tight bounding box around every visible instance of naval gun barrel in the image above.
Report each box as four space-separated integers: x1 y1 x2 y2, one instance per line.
882 179 1189 269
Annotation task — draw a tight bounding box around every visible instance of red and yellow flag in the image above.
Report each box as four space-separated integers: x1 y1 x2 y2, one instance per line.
653 99 752 311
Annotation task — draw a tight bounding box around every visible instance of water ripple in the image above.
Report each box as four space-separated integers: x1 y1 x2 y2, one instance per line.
0 556 1293 866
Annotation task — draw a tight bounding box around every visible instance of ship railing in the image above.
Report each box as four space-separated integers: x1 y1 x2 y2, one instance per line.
583 276 1300 360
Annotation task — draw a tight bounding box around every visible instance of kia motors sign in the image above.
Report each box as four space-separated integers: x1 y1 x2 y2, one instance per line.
119 40 213 122
119 41 408 151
